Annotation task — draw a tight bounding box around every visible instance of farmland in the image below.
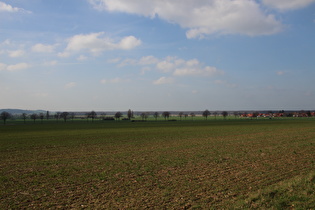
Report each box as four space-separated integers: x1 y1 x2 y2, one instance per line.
0 119 314 209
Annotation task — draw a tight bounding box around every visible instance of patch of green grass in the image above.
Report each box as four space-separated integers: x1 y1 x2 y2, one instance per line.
230 171 315 209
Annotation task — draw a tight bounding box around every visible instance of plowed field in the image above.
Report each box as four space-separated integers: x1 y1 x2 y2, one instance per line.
1 119 314 208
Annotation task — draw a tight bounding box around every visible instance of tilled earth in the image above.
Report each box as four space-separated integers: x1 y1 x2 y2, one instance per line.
1 120 314 209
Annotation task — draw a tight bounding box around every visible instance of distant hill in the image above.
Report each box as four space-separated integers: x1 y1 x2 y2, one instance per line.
0 109 47 115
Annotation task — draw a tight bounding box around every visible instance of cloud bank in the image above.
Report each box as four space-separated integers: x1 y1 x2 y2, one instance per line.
262 0 315 11
89 0 283 38
115 55 224 81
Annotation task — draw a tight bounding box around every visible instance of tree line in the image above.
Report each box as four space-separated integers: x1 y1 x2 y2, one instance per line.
1 109 314 125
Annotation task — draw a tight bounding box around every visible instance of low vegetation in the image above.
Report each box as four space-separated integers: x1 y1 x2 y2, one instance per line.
0 119 314 208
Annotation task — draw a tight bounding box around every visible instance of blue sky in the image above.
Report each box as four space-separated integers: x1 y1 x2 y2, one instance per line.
1 0 315 111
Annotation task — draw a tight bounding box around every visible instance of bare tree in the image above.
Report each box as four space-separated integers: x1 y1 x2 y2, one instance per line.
153 112 159 121
70 112 76 121
85 112 90 121
190 112 195 121
213 111 218 120
115 112 123 120
202 110 211 120
162 111 170 121
127 109 133 120
140 112 147 121
30 113 38 123
21 113 27 124
178 112 184 121
90 111 97 122
222 111 228 120
46 111 50 120
60 112 69 122
39 113 45 123
1 111 11 125
184 113 188 120
86 111 97 122
55 112 60 122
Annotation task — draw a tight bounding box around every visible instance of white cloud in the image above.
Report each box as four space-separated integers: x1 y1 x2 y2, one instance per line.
153 77 174 85
172 58 224 77
32 43 55 53
8 50 25 58
60 32 141 57
119 55 225 77
0 1 31 13
174 66 223 77
89 0 283 38
262 0 315 11
139 56 159 65
117 58 138 67
65 82 76 89
118 36 142 50
6 63 30 71
156 60 176 73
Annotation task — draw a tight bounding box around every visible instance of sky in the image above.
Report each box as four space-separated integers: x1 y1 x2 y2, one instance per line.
0 0 315 112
